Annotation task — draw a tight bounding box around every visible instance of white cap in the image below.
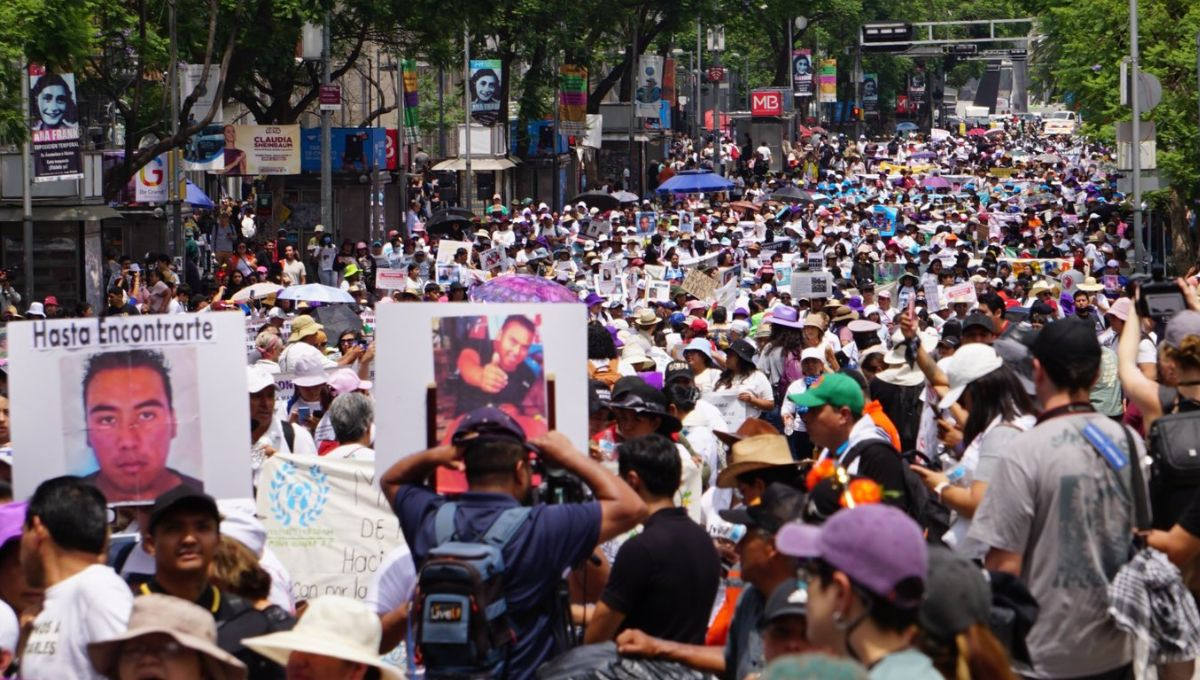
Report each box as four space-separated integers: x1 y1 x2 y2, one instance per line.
247 366 275 393
800 347 826 365
268 307 288 320
938 344 1003 410
217 498 266 557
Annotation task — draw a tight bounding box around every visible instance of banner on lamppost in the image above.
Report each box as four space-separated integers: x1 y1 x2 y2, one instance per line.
558 65 588 136
792 49 813 97
908 71 926 100
635 55 664 118
818 59 837 103
28 66 83 182
863 73 879 110
134 154 169 203
401 59 420 144
180 64 223 125
469 59 502 126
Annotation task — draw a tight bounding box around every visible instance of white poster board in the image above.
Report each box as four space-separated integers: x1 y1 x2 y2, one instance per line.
923 281 942 312
479 246 506 273
9 314 250 504
942 281 978 306
705 391 749 433
376 269 408 291
791 272 832 299
435 240 473 264
258 454 405 602
374 303 589 477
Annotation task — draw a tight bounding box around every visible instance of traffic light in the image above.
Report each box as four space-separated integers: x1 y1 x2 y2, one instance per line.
861 22 912 53
851 106 863 120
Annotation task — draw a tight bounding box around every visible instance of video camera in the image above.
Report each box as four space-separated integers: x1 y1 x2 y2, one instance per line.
1133 267 1186 322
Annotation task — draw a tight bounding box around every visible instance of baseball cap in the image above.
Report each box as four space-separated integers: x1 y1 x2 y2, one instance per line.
291 354 330 388
0 501 29 551
961 312 995 334
246 366 275 393
451 407 528 447
777 504 927 608
1026 317 1100 368
149 486 220 534
664 361 693 386
918 545 993 643
787 373 865 418
719 482 805 535
588 380 612 414
938 344 1004 410
758 581 809 629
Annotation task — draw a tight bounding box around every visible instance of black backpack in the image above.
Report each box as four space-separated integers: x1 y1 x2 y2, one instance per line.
413 503 531 679
843 441 951 541
1147 386 1200 527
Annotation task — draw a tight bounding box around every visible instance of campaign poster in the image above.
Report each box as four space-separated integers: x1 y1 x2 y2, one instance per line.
28 68 83 182
862 73 879 110
300 128 388 173
818 60 837 103
469 59 502 126
636 56 664 118
9 314 250 505
558 65 588 136
134 154 168 203
792 49 813 97
373 303 588 487
224 125 300 175
180 64 223 125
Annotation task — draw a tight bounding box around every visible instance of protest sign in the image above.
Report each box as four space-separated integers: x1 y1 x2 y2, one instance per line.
635 212 658 233
375 269 408 291
9 314 250 504
774 263 793 288
479 246 505 273
706 391 749 433
374 303 588 487
942 281 978 306
720 266 742 288
924 281 941 312
791 272 832 299
435 240 472 264
258 454 404 603
806 254 824 272
596 261 621 296
874 263 905 285
643 264 666 281
645 281 671 302
681 269 718 300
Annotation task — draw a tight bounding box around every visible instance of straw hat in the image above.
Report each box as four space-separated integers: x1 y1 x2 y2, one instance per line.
633 308 660 327
714 417 779 447
88 595 247 680
244 596 403 679
716 434 796 489
287 315 323 343
1076 276 1105 293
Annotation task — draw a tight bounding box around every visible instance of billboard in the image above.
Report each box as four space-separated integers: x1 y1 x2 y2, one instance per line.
300 127 388 173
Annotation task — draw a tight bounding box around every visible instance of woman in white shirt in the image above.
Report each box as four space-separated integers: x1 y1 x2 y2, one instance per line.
711 339 774 428
682 338 721 394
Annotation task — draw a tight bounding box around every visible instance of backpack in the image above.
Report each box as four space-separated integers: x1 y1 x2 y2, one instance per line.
774 349 805 406
1149 386 1200 486
843 441 951 541
588 359 621 389
414 503 532 679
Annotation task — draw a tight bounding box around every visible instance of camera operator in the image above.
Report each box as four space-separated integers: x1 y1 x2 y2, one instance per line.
0 269 20 313
381 407 646 680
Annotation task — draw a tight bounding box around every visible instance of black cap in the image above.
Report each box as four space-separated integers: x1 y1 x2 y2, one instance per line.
1027 317 1100 367
727 339 757 365
608 380 681 434
148 485 219 534
961 312 995 334
451 407 527 446
718 483 805 535
589 380 612 414
758 581 809 630
663 361 693 386
918 545 992 643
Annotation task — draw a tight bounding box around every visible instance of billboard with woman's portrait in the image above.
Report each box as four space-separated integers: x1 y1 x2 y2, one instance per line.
28 67 83 182
469 59 502 126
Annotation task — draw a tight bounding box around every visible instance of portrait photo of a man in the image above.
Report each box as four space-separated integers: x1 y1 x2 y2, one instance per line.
432 314 547 443
73 348 202 504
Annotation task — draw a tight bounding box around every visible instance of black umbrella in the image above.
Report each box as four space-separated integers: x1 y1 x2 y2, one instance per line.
766 185 808 203
570 191 620 212
424 208 474 236
313 305 367 347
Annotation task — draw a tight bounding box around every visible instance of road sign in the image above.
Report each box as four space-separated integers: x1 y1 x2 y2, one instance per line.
319 84 341 111
707 67 725 83
1009 48 1028 60
751 89 783 117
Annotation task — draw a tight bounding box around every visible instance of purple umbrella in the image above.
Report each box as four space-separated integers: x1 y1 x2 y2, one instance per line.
468 274 581 303
922 176 951 190
909 151 937 160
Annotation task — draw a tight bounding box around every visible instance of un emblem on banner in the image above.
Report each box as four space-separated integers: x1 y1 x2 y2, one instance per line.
268 461 330 528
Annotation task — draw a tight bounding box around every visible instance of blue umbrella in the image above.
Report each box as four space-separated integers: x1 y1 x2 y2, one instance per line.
656 170 734 194
184 180 214 208
895 122 920 132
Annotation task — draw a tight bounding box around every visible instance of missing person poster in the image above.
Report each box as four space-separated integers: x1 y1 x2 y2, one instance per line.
908 71 926 100
28 67 83 182
373 303 587 488
792 49 813 97
224 124 301 175
636 56 664 118
469 59 502 126
9 314 250 505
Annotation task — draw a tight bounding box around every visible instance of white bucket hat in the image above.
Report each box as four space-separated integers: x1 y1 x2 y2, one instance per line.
938 343 1004 410
243 596 403 679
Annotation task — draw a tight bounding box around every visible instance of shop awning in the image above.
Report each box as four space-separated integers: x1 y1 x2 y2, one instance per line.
0 205 122 222
431 157 519 172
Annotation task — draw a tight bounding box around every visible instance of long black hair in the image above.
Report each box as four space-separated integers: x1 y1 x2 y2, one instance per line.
29 73 78 127
961 365 1035 447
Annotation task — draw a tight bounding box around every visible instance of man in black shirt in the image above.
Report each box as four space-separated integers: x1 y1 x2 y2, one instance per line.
585 434 720 645
136 485 286 678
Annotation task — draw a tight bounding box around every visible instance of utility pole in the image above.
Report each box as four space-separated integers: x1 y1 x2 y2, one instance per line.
552 57 561 211
437 66 446 158
395 55 408 236
321 11 333 235
709 25 724 177
20 64 33 303
168 0 182 261
1130 0 1144 272
628 18 639 195
463 27 472 211
853 44 863 139
696 17 702 148
787 18 794 143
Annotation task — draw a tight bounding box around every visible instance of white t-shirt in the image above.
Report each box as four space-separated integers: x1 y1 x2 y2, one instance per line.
318 245 338 272
282 259 306 285
22 564 132 680
1136 336 1158 366
323 443 374 461
365 545 417 615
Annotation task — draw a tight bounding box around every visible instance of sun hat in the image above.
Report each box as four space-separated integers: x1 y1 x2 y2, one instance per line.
328 368 373 395
714 417 780 447
583 292 605 307
1076 276 1105 293
777 504 927 608
287 315 323 343
727 339 757 365
720 482 805 534
802 313 827 331
243 596 403 679
937 344 1003 410
291 353 331 388
26 302 45 318
620 344 655 369
1106 297 1133 321
682 337 715 362
88 595 247 680
342 263 360 278
788 373 865 417
918 544 993 644
246 366 275 393
716 434 796 488
633 308 660 327
770 306 806 329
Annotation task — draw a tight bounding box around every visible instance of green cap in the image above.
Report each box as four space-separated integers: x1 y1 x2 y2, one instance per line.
788 373 864 417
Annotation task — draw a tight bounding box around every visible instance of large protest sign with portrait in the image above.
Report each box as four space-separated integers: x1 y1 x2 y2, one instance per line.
469 59 502 126
8 314 250 505
29 67 83 182
374 303 588 479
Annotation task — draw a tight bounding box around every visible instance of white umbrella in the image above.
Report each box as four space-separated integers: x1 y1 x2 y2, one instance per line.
275 283 356 304
230 282 284 302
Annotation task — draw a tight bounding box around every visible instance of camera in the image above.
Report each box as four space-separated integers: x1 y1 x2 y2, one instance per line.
531 459 589 505
1133 271 1186 321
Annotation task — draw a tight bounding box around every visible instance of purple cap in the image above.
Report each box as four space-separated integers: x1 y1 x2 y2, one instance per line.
733 307 750 318
0 501 28 550
846 296 864 313
776 505 927 607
